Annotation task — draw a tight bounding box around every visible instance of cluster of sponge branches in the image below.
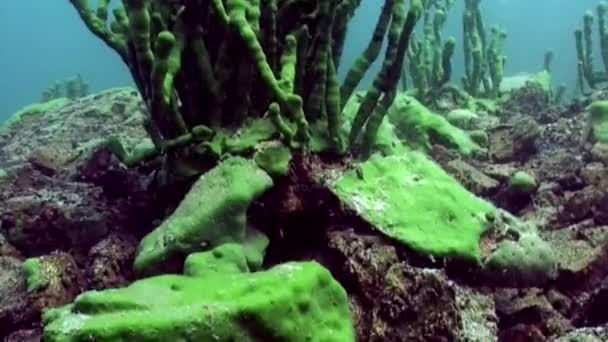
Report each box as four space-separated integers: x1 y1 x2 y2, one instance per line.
575 1 608 95
400 0 507 105
69 0 425 174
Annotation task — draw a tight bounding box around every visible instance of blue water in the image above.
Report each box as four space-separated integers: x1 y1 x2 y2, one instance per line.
0 0 603 121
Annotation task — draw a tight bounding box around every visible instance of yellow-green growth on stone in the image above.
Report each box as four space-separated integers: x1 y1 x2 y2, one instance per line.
2 98 69 131
509 171 538 194
388 95 482 156
134 157 273 276
331 152 495 262
23 258 48 292
589 100 608 143
254 143 292 177
44 244 355 342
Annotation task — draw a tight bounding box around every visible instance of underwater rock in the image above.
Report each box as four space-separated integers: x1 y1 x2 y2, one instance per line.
444 159 501 196
581 162 608 187
558 187 607 225
551 327 608 342
43 244 355 342
587 101 608 144
0 232 23 259
330 153 557 286
330 152 495 263
455 286 498 342
489 118 540 163
134 157 273 276
85 232 137 290
0 257 34 338
494 288 572 341
498 323 545 342
0 88 156 257
590 142 608 165
540 117 585 152
0 165 111 255
325 231 494 342
22 251 83 313
446 108 480 130
576 287 608 327
387 95 483 157
543 226 608 292
3 329 42 342
0 87 148 174
502 79 553 123
528 149 585 189
482 210 558 287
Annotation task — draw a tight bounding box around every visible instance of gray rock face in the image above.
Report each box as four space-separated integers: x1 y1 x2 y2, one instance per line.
0 257 33 338
0 88 155 338
0 87 149 173
0 88 154 257
325 231 497 342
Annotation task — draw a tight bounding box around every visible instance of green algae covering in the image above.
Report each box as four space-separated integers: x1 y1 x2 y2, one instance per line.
387 95 483 156
134 156 273 276
332 152 495 262
43 244 355 342
589 100 608 143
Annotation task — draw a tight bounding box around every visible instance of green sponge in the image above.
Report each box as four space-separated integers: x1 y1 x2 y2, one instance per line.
43 245 355 342
134 157 273 276
509 171 538 194
485 232 556 286
589 101 608 143
331 152 495 262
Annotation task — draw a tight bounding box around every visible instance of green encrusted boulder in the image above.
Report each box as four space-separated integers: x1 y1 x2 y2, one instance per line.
134 156 273 276
330 152 495 262
509 171 538 194
2 98 69 131
483 211 557 286
43 244 355 342
588 101 608 143
253 143 292 177
329 153 557 285
387 95 483 156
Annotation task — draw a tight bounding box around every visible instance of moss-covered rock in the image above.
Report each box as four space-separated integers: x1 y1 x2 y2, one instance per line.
330 152 495 262
446 108 479 130
485 231 556 286
2 98 70 131
469 130 489 147
588 101 608 143
387 95 483 156
253 143 292 177
134 157 273 276
483 211 557 286
509 171 538 194
43 244 355 342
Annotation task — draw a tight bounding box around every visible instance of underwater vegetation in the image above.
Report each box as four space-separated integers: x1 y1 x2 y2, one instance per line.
4 0 608 342
40 75 90 102
575 2 608 95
